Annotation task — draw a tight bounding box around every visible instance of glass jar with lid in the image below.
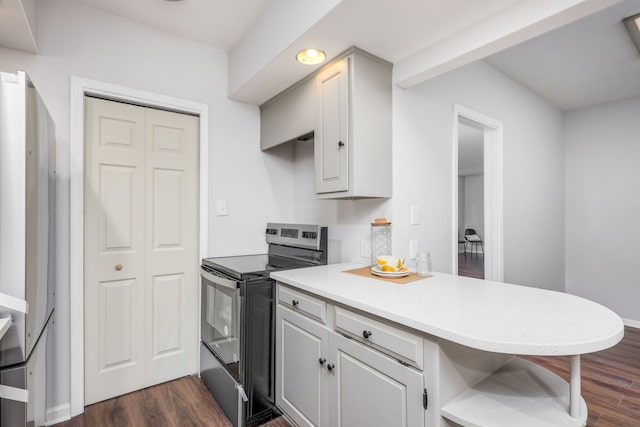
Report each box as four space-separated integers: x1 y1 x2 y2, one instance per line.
371 218 392 266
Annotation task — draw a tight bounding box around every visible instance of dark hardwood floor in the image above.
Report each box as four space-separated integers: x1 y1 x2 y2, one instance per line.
55 327 639 427
522 326 640 427
54 376 290 427
458 251 484 279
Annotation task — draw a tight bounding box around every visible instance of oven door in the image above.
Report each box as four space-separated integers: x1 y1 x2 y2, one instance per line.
200 265 242 381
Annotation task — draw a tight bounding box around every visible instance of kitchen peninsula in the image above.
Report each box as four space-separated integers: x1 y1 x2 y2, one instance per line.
271 263 623 427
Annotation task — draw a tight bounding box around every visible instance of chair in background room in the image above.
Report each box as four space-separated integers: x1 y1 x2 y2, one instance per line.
464 229 483 255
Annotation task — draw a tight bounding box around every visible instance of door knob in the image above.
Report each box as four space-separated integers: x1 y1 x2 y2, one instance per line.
115 264 123 271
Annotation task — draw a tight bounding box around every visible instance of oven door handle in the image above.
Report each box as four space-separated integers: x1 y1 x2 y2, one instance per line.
200 267 239 290
0 384 29 403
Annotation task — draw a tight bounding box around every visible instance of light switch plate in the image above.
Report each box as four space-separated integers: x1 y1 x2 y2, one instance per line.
217 200 228 216
411 204 420 225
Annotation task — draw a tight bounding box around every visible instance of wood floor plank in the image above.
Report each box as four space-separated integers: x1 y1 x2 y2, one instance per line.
458 253 484 279
55 327 638 427
523 326 640 427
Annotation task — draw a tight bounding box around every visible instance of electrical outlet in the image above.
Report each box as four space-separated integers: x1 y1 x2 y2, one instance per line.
410 240 418 259
411 204 420 225
360 239 371 258
217 200 228 216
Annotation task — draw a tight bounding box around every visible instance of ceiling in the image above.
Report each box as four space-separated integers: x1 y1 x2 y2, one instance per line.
74 0 522 58
0 0 38 53
77 0 271 51
486 0 640 111
1 0 638 111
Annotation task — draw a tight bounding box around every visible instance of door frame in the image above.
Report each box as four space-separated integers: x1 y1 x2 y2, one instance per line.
69 76 209 416
452 104 503 282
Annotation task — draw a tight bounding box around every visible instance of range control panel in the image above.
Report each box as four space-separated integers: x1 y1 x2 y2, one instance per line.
265 223 325 250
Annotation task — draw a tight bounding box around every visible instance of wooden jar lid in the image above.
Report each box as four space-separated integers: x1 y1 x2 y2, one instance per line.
371 217 391 226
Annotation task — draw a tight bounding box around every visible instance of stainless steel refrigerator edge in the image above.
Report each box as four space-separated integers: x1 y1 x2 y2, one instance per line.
0 70 56 426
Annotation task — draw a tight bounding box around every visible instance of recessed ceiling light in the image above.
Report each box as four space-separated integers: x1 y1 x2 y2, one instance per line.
296 49 326 65
623 13 640 54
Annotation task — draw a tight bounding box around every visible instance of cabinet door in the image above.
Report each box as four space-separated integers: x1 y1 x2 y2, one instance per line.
276 306 330 427
329 333 424 427
315 56 349 194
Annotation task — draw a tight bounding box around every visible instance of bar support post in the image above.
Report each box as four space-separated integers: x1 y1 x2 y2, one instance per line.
570 355 581 418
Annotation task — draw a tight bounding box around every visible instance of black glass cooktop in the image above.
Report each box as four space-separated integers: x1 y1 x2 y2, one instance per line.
202 254 314 281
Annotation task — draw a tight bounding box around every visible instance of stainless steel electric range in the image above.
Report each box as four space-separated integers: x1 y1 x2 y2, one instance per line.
200 223 327 427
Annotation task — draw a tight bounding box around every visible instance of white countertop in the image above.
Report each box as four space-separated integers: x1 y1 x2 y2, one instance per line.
271 263 624 356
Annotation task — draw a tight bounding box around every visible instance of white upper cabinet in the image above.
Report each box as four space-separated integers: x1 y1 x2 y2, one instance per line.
314 56 350 193
260 78 315 150
259 47 393 198
314 49 392 198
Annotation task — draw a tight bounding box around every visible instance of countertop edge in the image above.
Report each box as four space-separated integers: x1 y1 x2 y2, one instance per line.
271 265 625 356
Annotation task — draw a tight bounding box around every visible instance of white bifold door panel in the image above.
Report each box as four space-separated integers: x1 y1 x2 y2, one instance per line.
84 97 199 405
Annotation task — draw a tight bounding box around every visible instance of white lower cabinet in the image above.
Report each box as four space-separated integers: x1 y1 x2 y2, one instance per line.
276 298 425 427
276 306 330 427
329 333 425 427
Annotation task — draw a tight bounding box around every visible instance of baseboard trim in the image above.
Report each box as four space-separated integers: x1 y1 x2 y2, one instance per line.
623 318 640 329
46 403 71 426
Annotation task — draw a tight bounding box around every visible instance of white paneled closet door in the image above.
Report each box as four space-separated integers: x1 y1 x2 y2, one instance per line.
84 97 199 405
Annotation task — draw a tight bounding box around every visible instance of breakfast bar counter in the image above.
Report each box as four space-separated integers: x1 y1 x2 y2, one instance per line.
271 263 624 427
271 263 623 356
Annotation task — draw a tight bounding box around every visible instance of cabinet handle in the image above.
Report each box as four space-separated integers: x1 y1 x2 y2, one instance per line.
362 330 372 339
327 363 335 372
319 358 326 365
292 300 299 306
338 141 344 148
115 264 123 271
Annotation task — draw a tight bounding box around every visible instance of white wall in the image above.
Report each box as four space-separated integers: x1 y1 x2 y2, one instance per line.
392 60 565 289
291 140 391 264
0 0 294 415
458 177 466 243
464 174 484 252
291 138 392 265
565 96 640 323
289 60 564 283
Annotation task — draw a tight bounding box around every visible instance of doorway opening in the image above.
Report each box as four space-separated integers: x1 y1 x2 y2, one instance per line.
457 121 484 279
452 105 503 282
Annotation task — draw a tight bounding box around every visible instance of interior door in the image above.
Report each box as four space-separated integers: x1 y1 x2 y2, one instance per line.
84 97 199 405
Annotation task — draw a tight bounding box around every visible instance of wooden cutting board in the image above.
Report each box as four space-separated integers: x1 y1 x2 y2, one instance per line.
342 266 432 284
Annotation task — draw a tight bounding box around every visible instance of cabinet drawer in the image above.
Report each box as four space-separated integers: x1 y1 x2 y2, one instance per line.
278 285 327 324
334 306 423 370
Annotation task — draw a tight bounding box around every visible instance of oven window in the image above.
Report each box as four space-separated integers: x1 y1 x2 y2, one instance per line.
202 277 241 380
